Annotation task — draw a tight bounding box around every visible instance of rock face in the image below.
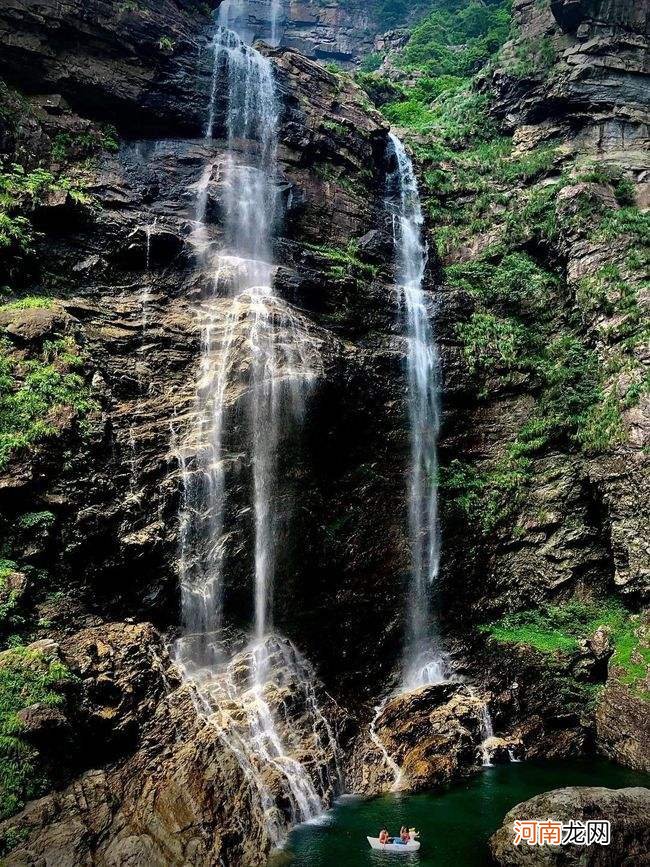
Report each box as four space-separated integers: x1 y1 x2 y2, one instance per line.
0 0 648 862
0 0 414 698
0 624 342 865
490 786 650 866
597 680 650 772
230 0 389 65
0 0 418 860
351 683 491 795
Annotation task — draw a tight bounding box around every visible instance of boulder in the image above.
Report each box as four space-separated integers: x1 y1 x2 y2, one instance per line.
352 683 488 794
490 786 650 866
0 306 74 345
596 679 650 773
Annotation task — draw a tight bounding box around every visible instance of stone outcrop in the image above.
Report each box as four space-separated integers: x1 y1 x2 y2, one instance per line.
0 625 342 865
487 0 649 153
0 1 418 860
230 0 394 65
596 679 650 773
490 786 650 866
0 0 648 862
351 683 491 795
0 2 414 699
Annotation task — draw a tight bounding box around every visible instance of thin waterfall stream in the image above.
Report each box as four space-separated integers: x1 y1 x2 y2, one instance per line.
379 135 506 781
386 133 448 689
173 3 338 846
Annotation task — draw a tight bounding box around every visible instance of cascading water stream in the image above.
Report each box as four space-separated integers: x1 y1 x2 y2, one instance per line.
270 0 283 45
386 133 447 690
479 703 496 767
173 5 337 844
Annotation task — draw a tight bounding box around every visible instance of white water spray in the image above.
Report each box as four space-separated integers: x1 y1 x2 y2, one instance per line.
387 133 447 689
369 701 403 792
174 5 335 842
478 703 495 766
270 0 283 45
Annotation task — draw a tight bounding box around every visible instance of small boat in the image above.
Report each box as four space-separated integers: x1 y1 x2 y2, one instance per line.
367 836 421 853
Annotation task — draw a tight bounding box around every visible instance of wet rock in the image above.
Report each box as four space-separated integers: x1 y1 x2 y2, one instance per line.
480 736 523 765
16 704 71 745
352 683 487 795
60 622 175 753
0 625 342 867
596 678 650 773
490 786 650 866
585 627 613 662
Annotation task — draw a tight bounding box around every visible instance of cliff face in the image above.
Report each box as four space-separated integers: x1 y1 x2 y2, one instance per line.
423 0 648 766
0 0 417 699
0 0 647 862
436 0 649 620
0 1 421 860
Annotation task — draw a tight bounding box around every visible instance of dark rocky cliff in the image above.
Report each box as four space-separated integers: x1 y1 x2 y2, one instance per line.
0 0 647 863
0 1 421 860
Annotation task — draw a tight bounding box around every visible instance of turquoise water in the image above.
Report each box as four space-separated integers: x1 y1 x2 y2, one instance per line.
274 760 649 866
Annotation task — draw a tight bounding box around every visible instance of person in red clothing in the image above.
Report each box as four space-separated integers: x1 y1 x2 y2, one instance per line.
400 826 410 844
379 828 390 845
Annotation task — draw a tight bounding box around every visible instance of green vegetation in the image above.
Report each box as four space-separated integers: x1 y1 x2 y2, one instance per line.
0 213 32 254
398 0 510 77
440 330 624 533
51 126 119 162
360 0 647 543
0 645 72 819
1 166 89 205
305 241 379 281
373 0 431 29
0 336 96 470
0 163 92 257
0 826 29 858
158 35 176 53
503 35 556 79
447 252 558 314
441 452 531 535
384 83 499 145
321 119 349 136
456 312 527 374
481 600 649 699
0 559 23 643
0 296 54 312
17 511 55 531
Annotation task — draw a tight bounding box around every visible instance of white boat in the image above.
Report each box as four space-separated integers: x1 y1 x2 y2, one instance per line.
367 836 421 853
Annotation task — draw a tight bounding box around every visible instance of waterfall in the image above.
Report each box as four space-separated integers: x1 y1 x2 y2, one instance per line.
478 703 495 766
369 701 403 792
386 133 447 689
173 5 336 844
270 0 283 46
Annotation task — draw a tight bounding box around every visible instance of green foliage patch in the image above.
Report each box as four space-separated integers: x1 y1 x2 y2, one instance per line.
305 241 379 281
0 646 72 819
480 600 649 699
0 296 54 312
399 0 511 78
0 164 92 257
0 337 96 470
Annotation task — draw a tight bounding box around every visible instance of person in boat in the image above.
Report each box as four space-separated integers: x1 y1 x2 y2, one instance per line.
400 826 410 844
379 828 390 845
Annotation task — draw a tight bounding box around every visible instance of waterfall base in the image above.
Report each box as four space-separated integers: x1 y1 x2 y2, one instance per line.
351 682 523 796
179 634 342 847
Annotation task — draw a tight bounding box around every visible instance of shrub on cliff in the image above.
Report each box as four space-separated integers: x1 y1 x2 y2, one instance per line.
0 645 74 819
0 336 97 470
480 601 650 700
